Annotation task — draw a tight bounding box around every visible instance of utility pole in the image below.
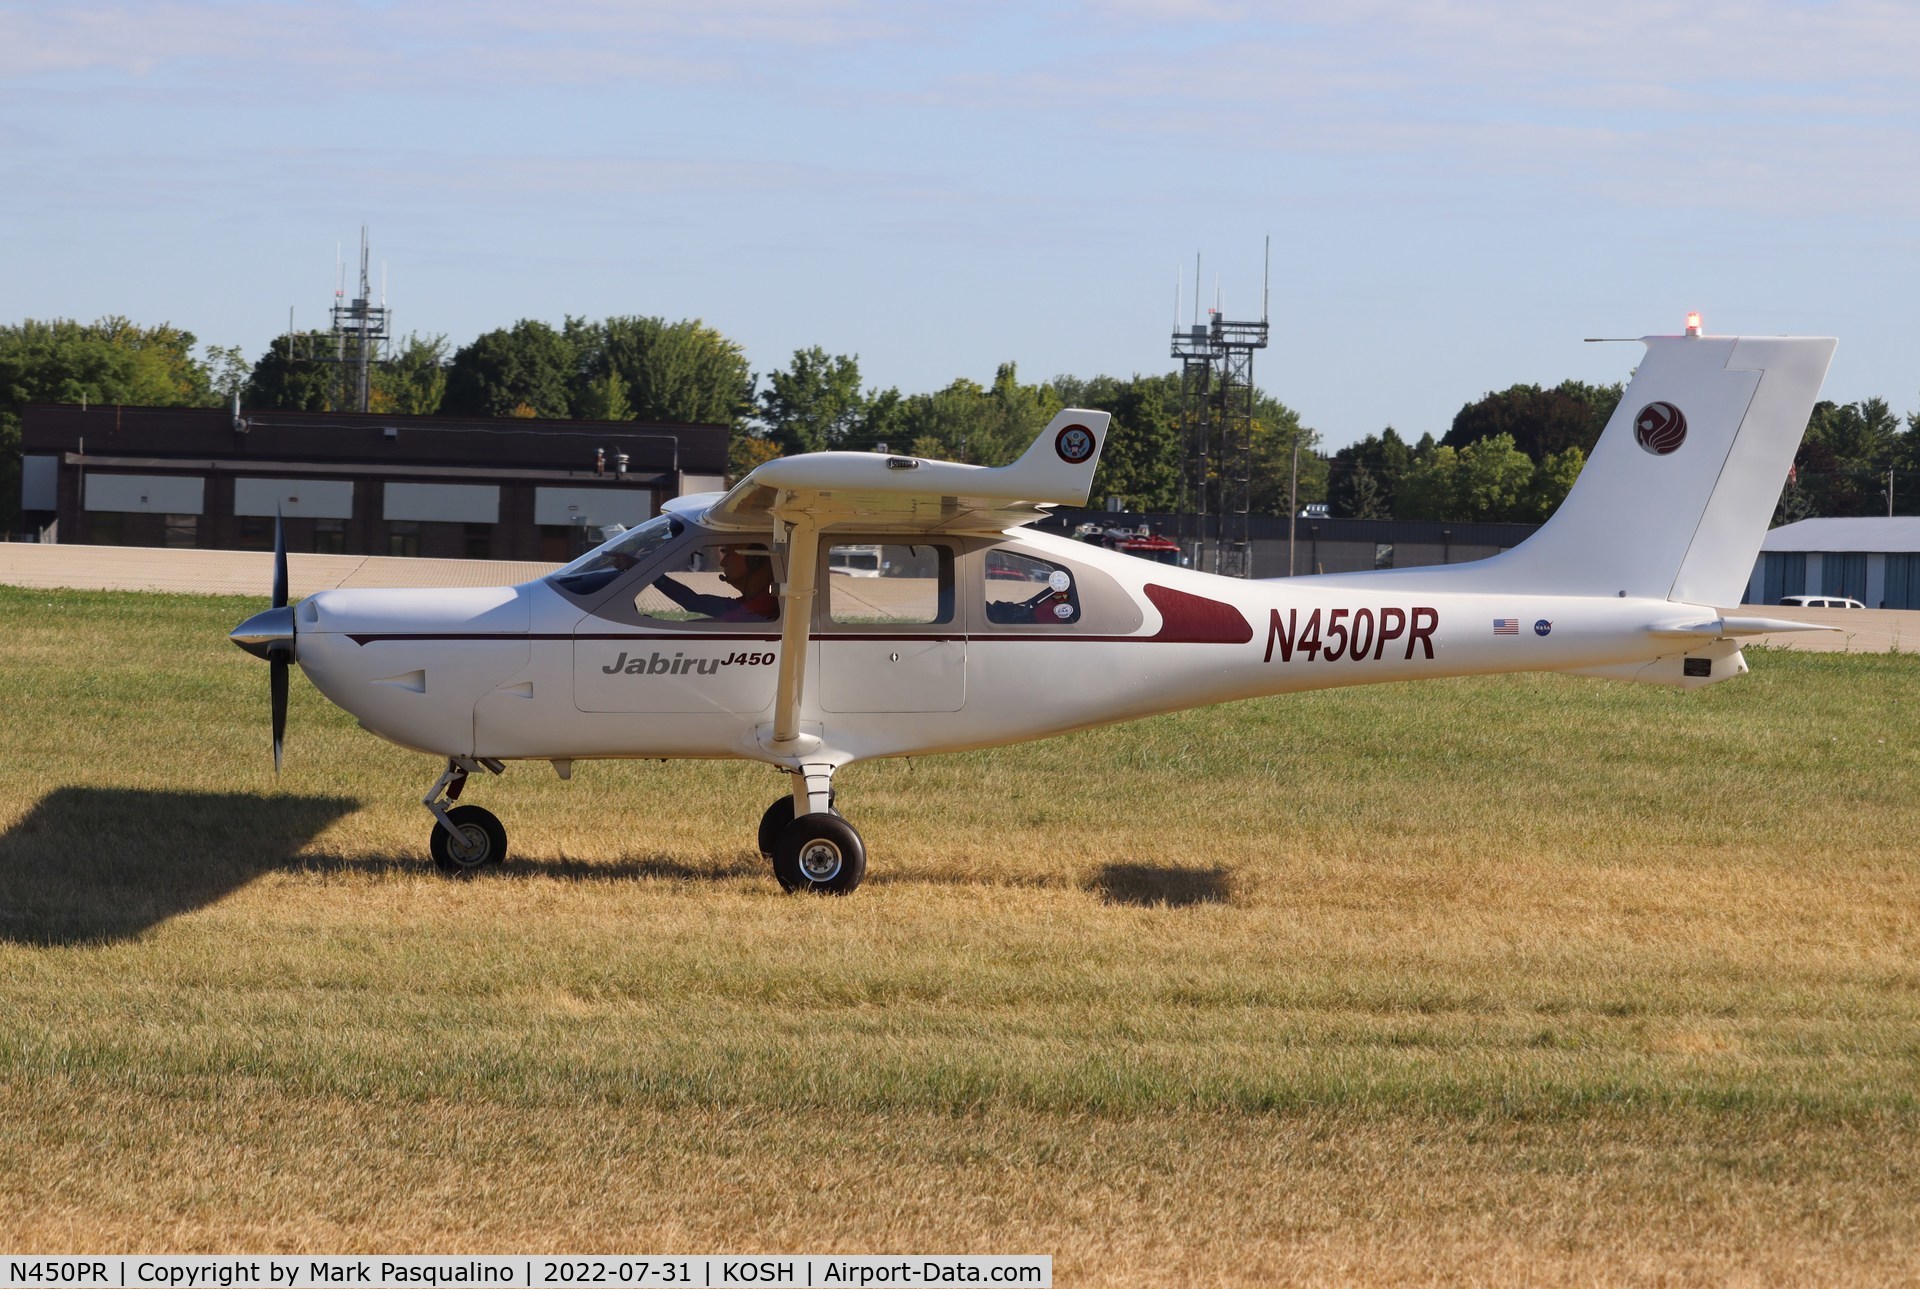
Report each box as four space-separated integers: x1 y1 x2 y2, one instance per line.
1287 435 1300 576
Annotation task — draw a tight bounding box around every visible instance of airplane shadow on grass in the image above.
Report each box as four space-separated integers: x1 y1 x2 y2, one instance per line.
0 788 786 943
0 787 360 946
299 852 768 885
0 790 1227 944
1091 862 1236 908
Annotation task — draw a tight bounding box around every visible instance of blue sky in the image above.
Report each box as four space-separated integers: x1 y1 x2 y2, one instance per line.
3 0 1915 449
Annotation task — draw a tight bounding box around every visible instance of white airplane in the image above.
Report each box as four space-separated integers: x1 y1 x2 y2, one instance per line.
232 326 1836 893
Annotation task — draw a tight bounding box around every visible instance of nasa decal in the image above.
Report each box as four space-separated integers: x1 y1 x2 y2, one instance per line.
1054 424 1096 464
1635 402 1687 455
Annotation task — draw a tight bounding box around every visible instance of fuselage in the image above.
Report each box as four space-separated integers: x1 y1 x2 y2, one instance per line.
290 521 1731 771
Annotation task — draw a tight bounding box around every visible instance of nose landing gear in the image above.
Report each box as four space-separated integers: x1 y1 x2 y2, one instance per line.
425 757 508 876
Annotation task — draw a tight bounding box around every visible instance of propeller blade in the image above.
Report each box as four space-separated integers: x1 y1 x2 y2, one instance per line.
272 508 288 609
270 655 288 774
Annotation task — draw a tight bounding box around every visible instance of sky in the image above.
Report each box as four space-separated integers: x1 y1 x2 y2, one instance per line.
2 0 1916 450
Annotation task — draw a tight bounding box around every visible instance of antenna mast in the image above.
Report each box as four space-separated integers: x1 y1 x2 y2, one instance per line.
1170 243 1271 577
308 226 393 413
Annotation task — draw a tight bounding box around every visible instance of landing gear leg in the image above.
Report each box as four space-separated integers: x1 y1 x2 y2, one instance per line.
757 776 836 858
770 764 864 895
424 756 508 876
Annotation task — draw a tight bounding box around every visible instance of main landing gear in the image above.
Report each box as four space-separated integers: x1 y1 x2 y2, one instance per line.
416 757 867 894
425 757 507 876
758 766 864 895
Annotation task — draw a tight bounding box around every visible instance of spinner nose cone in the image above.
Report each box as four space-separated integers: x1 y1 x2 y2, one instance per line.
231 605 296 660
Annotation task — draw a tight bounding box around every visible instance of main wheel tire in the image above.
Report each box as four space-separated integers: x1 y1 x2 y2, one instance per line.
429 804 507 876
757 795 795 858
772 813 866 895
757 791 839 858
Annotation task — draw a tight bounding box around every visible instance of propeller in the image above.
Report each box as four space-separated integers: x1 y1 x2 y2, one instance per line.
229 510 297 772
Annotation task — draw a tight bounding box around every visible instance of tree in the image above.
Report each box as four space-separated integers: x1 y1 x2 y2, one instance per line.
1395 433 1535 522
372 333 449 416
569 315 753 426
443 320 576 419
758 346 864 454
1047 372 1183 512
1444 380 1620 459
1329 426 1414 518
1098 377 1184 512
1792 398 1903 516
1523 446 1586 522
1248 392 1325 517
897 363 1060 466
1452 433 1535 520
1772 472 1816 527
1338 462 1389 519
244 335 335 411
728 431 783 481
847 386 910 455
202 343 250 403
1394 446 1458 521
575 369 633 422
0 316 222 530
247 332 445 415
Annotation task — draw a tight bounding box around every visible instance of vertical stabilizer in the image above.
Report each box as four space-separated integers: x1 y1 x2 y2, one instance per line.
1504 333 1836 604
1311 333 1835 604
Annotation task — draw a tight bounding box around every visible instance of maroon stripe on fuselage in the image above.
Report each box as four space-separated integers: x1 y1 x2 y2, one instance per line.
1140 584 1254 643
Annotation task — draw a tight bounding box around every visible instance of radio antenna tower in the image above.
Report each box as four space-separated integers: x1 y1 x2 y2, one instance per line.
308 226 393 413
1171 240 1269 576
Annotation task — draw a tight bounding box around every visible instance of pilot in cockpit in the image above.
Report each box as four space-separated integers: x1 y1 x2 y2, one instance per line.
654 545 779 621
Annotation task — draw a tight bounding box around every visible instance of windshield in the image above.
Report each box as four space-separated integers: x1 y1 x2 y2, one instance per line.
547 514 683 596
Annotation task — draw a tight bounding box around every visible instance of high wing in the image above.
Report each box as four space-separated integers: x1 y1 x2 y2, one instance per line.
697 408 1110 754
701 409 1112 536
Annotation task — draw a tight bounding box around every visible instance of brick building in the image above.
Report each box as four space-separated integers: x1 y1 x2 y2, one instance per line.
18 403 729 561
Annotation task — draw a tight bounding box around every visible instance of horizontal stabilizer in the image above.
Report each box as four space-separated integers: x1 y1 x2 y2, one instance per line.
1647 615 1839 640
701 409 1111 535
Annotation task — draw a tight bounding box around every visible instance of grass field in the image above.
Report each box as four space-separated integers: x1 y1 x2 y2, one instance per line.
2 584 1917 1283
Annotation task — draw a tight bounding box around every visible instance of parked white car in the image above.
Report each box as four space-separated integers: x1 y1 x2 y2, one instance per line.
1779 594 1865 609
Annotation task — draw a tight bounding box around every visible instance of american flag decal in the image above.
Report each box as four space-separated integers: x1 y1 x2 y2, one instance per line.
1493 618 1519 635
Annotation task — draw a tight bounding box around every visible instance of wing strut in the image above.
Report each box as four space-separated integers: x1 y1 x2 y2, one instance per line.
770 509 819 748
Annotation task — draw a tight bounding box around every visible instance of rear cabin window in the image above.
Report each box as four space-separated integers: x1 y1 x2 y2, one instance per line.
827 544 953 626
984 550 1081 625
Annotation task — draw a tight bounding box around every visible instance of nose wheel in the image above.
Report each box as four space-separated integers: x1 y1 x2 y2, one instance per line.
424 757 508 877
430 804 507 875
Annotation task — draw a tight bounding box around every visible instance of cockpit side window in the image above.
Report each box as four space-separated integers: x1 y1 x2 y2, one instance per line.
635 544 780 623
547 514 683 597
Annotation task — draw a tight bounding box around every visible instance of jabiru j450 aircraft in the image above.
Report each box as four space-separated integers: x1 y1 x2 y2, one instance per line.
232 326 1836 893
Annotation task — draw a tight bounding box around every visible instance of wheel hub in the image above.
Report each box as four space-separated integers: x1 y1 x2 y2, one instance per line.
797 838 843 882
450 825 488 864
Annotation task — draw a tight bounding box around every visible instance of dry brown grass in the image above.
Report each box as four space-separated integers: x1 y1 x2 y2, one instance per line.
2 587 1919 1283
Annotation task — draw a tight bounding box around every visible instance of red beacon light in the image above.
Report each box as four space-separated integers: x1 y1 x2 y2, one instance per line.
1685 311 1702 337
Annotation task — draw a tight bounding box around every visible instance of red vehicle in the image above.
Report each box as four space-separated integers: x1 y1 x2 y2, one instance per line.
1076 523 1184 566
1116 531 1182 565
